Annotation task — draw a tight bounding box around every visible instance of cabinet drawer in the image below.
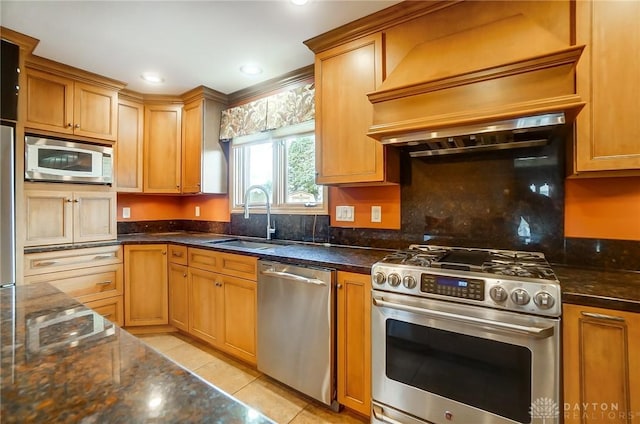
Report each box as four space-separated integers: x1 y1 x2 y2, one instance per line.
24 245 123 276
218 253 257 280
188 247 219 272
168 245 188 265
24 264 123 303
85 296 124 327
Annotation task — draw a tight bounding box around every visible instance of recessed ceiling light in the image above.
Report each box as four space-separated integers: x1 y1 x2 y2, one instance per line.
140 72 164 84
291 0 309 5
240 64 263 76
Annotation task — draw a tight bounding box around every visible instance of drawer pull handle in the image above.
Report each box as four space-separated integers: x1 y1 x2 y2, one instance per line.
96 281 112 286
35 260 58 267
581 312 625 322
94 255 113 260
172 251 184 257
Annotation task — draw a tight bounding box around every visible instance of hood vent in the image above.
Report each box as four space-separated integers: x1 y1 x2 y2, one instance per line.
367 14 585 154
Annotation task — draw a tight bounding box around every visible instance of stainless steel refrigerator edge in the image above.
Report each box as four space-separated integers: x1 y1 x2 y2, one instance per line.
257 260 338 410
0 124 16 287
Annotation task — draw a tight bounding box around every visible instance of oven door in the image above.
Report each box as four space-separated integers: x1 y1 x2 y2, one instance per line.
371 290 560 424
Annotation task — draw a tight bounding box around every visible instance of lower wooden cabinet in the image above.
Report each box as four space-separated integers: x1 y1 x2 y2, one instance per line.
185 248 257 364
563 304 640 423
168 263 189 332
337 271 371 417
124 244 168 326
24 246 124 326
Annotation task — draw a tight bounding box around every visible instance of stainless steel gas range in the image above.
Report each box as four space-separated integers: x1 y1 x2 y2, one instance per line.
371 245 561 424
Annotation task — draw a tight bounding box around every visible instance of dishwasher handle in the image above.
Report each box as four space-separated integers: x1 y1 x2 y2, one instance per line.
260 269 327 286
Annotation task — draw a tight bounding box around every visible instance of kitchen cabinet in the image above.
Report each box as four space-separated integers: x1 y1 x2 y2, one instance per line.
24 246 124 326
574 0 640 174
115 95 144 192
563 304 640 422
24 189 116 246
187 248 257 364
168 245 189 332
181 89 228 194
124 244 168 326
24 66 119 142
143 103 182 193
336 271 371 416
312 33 399 185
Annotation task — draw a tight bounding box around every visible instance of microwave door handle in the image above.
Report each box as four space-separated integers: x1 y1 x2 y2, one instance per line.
372 296 554 338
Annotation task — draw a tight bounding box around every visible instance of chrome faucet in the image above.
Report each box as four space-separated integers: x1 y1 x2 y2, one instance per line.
243 185 276 240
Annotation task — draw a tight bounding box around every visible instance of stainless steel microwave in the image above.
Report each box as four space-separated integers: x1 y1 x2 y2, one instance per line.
25 136 113 185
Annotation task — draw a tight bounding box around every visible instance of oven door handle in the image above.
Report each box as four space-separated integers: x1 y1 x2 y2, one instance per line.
372 296 555 338
372 405 405 424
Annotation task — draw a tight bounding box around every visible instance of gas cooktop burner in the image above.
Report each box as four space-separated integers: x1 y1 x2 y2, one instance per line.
378 244 557 281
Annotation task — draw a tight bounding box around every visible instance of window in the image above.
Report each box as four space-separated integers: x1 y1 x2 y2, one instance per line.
230 121 326 214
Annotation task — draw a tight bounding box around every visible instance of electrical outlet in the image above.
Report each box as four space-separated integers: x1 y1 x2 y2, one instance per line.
122 207 131 219
371 205 382 222
195 206 200 217
336 206 355 222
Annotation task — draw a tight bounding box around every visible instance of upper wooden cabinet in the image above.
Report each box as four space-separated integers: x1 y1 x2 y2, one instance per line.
563 304 640 422
24 64 121 142
115 95 144 192
313 33 399 186
24 188 116 247
143 103 182 193
181 89 228 194
574 0 640 174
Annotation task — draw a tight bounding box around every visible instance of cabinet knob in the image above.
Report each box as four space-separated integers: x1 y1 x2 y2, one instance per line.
73 199 79 203
183 273 187 277
65 198 72 203
75 124 80 129
337 284 343 289
162 251 167 255
67 123 72 128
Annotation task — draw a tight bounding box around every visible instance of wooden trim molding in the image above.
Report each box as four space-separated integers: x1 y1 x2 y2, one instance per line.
227 65 314 106
303 1 460 54
0 26 39 53
25 55 126 91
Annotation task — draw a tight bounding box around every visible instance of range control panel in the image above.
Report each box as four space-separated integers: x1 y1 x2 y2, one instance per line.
420 274 485 300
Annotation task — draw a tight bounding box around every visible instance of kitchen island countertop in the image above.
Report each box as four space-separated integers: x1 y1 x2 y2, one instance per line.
0 282 274 424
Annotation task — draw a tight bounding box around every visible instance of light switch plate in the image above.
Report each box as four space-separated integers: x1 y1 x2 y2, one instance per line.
371 205 382 222
122 207 131 219
195 206 200 217
336 205 355 222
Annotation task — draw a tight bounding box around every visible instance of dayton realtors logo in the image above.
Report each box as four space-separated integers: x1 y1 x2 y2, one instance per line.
530 397 560 423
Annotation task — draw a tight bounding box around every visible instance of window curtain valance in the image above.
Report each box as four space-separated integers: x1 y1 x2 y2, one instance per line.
219 83 315 140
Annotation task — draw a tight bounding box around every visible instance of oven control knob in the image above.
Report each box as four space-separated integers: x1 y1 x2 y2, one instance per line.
489 286 508 302
533 291 555 309
402 275 417 289
373 272 386 285
511 288 531 305
388 273 401 287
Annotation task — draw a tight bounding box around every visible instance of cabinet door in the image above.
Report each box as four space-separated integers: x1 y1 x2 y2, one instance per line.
188 267 222 346
124 244 168 326
220 275 256 364
143 104 182 193
73 81 118 141
575 1 640 172
168 263 189 332
563 304 640 423
315 33 388 185
24 68 74 135
336 271 371 416
73 191 117 243
181 99 203 194
24 190 73 246
85 296 124 327
116 98 144 192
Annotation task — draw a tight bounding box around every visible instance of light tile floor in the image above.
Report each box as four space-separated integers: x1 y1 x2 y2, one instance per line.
137 332 368 424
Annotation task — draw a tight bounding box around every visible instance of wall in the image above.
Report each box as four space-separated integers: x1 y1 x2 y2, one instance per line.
117 194 229 222
565 177 640 240
329 186 400 229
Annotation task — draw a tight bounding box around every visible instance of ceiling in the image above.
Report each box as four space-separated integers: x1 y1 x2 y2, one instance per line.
1 0 400 95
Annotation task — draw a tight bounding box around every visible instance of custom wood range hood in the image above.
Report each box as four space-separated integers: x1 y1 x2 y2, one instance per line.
367 14 586 157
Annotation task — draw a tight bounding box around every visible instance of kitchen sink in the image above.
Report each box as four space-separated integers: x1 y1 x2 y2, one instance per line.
211 240 284 251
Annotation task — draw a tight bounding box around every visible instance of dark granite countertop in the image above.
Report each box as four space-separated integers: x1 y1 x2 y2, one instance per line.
0 282 274 423
554 265 640 313
24 231 640 312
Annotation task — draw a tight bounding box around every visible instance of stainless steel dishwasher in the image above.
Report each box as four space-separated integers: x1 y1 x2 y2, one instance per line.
257 260 338 410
